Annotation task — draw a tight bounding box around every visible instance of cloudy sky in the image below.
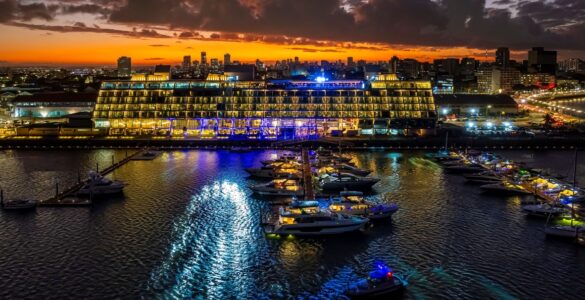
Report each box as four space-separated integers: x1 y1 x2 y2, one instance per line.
0 0 584 65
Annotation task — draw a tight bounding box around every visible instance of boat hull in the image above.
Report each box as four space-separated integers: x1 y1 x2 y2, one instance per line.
268 220 367 236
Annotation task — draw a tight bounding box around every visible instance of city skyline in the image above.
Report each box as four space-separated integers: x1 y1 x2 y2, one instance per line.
1 0 585 66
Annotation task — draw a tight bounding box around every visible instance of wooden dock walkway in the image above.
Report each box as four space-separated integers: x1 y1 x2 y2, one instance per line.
302 148 315 201
38 149 144 206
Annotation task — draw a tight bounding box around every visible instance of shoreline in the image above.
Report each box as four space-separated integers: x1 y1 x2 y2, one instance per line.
0 136 583 150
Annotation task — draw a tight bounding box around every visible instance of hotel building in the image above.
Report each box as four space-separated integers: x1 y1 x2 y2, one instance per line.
93 74 437 139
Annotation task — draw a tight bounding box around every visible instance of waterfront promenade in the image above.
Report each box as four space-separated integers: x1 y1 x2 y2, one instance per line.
0 135 583 150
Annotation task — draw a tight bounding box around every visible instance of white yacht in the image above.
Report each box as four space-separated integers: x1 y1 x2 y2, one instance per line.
545 225 585 238
522 204 566 217
264 208 369 236
320 164 372 177
249 178 304 197
329 191 398 220
319 173 380 191
77 172 125 196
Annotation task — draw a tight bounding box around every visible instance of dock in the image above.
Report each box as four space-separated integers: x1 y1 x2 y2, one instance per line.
38 149 144 206
302 148 315 201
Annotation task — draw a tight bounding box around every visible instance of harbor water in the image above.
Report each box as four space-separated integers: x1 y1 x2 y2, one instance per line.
0 149 584 299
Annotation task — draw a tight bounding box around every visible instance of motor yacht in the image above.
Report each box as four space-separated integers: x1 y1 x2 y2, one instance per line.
77 171 125 196
329 191 398 220
480 182 532 195
1 199 37 211
264 209 369 236
318 164 371 177
522 204 566 217
249 178 304 197
245 168 301 179
464 172 502 184
260 154 300 165
318 173 380 191
345 262 405 299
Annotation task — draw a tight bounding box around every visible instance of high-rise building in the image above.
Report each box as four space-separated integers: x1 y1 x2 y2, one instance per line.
210 58 219 72
224 53 231 66
559 58 585 72
182 55 191 71
294 56 300 64
400 59 420 79
201 52 207 65
117 56 132 77
495 47 510 68
390 56 399 73
528 47 557 75
434 58 459 76
347 57 354 67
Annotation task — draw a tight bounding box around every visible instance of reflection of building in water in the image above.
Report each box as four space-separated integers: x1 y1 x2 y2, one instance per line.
93 74 437 138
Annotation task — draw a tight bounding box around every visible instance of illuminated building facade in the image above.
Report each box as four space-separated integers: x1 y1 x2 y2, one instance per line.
93 74 436 138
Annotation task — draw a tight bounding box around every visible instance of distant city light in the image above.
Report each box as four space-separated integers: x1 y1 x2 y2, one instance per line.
467 122 475 128
315 76 327 83
486 122 493 128
470 108 477 114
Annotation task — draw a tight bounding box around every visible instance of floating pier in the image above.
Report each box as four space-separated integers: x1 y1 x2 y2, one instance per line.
38 149 144 206
302 148 315 201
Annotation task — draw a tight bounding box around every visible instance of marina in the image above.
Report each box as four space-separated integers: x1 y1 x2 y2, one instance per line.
0 149 584 299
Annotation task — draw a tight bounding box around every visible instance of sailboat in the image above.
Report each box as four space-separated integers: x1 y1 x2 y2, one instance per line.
544 150 585 239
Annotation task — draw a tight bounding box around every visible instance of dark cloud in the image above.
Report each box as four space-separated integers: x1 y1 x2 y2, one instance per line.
0 0 584 52
7 21 173 39
288 47 344 53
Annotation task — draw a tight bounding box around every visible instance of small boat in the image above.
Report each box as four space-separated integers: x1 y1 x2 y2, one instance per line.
480 182 532 196
261 154 299 165
522 204 566 217
249 178 304 197
1 199 37 211
346 262 405 299
264 210 369 236
319 173 380 191
329 191 398 220
131 149 162 161
77 171 125 196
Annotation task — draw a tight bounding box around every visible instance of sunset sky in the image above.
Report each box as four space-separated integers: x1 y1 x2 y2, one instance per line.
0 0 584 66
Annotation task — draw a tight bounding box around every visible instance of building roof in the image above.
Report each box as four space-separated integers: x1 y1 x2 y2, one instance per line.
433 94 518 106
154 65 171 73
12 92 97 103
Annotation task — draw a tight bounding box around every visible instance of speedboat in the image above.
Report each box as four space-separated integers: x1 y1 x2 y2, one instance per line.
319 173 380 191
329 191 398 220
545 225 585 238
249 178 304 197
345 262 405 299
264 210 369 236
319 164 371 177
480 182 532 196
522 204 566 217
1 199 37 211
77 171 125 196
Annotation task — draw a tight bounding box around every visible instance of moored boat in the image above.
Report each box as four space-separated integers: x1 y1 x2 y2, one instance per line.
263 211 368 236
77 172 125 196
249 178 304 197
480 181 532 195
522 204 566 217
319 173 380 191
1 199 37 211
329 191 398 220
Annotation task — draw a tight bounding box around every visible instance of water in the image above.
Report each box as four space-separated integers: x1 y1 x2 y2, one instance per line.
0 149 584 299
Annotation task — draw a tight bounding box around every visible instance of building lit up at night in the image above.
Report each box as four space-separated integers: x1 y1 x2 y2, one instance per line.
93 74 437 139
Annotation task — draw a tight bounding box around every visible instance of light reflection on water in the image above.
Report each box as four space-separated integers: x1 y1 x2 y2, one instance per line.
0 150 584 299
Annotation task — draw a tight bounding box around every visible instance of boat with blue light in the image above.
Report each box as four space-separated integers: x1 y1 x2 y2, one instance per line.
345 262 405 299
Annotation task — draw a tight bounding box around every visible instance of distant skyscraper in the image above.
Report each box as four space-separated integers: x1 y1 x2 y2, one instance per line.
201 52 207 65
528 47 557 75
495 47 510 68
347 57 354 67
294 56 299 64
182 55 191 71
390 56 399 73
224 53 231 66
117 56 131 77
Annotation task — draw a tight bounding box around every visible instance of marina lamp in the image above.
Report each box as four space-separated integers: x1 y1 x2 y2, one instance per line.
467 121 475 128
